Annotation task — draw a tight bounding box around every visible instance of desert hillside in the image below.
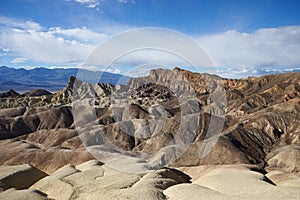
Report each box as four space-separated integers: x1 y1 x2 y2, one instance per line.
0 68 299 199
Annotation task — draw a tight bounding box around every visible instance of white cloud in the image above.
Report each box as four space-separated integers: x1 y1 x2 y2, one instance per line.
70 0 135 9
0 16 42 31
1 48 9 52
73 0 99 8
0 24 96 64
83 26 300 74
198 26 300 67
24 21 42 31
212 66 300 78
84 28 215 70
0 17 133 66
0 17 112 65
49 26 108 43
11 57 28 64
106 68 121 74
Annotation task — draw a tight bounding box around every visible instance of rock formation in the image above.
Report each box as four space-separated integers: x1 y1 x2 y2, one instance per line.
1 161 300 200
0 68 299 199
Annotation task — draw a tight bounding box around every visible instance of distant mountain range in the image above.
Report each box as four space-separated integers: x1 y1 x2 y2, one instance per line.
0 66 130 92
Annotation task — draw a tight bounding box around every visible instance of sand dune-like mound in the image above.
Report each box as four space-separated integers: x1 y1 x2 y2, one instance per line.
1 162 300 200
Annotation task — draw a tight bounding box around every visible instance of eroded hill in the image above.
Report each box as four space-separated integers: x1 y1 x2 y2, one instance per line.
0 68 299 174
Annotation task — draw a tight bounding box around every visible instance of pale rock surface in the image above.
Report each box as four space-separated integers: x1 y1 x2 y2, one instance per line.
266 170 300 188
164 165 300 200
0 188 50 200
164 183 233 200
1 162 300 200
0 164 47 190
30 160 190 200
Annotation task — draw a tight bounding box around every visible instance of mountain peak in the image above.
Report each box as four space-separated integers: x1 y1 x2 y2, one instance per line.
0 89 19 98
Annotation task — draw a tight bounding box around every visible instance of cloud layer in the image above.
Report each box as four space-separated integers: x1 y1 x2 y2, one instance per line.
0 16 299 77
0 17 105 64
199 26 300 68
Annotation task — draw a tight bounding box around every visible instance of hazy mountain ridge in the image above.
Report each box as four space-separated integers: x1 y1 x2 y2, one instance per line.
0 66 130 92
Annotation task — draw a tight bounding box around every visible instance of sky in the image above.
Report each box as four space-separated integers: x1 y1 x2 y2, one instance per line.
0 0 300 78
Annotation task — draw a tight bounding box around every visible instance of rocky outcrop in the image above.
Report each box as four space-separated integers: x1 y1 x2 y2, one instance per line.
0 164 47 190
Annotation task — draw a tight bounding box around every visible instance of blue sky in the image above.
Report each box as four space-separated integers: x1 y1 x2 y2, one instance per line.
0 0 300 77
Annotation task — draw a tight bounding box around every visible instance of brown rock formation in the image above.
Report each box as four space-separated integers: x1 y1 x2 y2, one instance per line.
0 68 299 174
